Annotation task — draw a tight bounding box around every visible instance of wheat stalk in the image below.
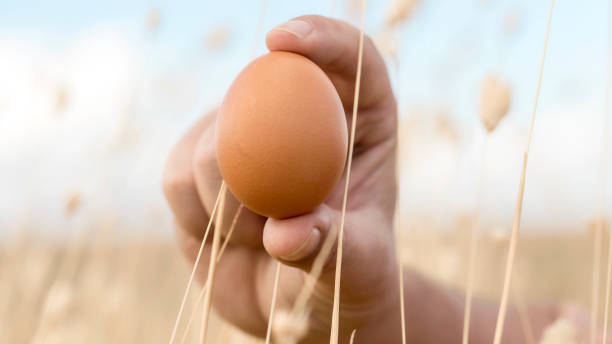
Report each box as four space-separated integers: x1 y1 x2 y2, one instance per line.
217 204 244 261
330 1 367 342
199 187 227 343
391 30 407 344
593 223 604 344
492 1 555 343
265 262 282 344
168 182 224 344
462 134 488 344
177 204 244 344
598 1 612 342
513 276 536 344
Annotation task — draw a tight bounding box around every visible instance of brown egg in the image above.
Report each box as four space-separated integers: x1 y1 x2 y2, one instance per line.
215 51 348 219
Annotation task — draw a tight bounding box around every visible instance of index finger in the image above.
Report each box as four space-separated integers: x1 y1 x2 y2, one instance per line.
265 15 397 152
265 15 393 112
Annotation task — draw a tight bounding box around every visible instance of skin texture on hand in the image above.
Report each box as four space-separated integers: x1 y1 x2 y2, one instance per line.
164 15 398 343
163 15 598 344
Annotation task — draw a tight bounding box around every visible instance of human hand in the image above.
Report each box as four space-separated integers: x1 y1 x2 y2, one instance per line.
163 15 398 343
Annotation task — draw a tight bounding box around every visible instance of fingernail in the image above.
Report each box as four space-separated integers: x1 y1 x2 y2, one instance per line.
272 20 313 39
281 228 321 261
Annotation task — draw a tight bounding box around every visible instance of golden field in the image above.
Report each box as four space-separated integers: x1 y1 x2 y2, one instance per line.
0 225 603 343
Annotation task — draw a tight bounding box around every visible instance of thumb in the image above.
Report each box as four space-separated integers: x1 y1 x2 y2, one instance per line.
263 204 337 271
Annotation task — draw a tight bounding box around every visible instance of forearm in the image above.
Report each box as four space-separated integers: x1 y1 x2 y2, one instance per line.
398 268 558 344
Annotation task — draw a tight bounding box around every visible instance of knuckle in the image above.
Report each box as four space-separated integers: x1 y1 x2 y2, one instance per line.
192 140 217 175
162 164 195 200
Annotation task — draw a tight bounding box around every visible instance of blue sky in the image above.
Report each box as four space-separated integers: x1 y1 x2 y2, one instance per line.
1 0 611 234
0 0 609 120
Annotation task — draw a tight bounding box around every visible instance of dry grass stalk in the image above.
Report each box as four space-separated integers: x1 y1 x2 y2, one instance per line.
269 219 340 344
539 318 578 344
330 0 338 17
273 309 309 344
374 30 398 63
217 204 244 261
384 0 419 29
492 1 555 343
250 0 268 58
177 204 244 344
267 221 338 344
599 2 612 340
462 135 488 344
513 280 536 344
397 244 407 344
395 123 407 344
199 187 227 343
178 285 206 344
30 224 98 343
591 221 603 344
32 283 75 343
331 0 367 342
265 262 282 344
479 75 511 133
392 40 406 344
168 182 224 344
292 222 338 317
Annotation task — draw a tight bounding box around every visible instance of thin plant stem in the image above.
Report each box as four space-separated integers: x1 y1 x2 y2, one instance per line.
167 182 225 344
250 0 268 58
398 258 406 344
178 286 206 344
492 1 555 343
330 0 367 342
265 262 282 344
392 34 407 344
293 223 338 314
599 0 612 341
594 224 603 344
177 203 244 344
462 134 488 344
199 187 227 343
513 280 535 344
217 204 244 262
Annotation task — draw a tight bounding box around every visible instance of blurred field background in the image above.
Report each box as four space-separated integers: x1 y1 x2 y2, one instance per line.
1 0 612 342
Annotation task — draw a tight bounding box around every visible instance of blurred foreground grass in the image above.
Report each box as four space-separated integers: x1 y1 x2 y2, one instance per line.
0 229 602 343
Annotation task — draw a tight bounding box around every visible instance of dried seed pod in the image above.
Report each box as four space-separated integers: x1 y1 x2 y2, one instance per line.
385 0 420 29
489 226 509 245
479 74 511 132
205 25 231 51
65 191 81 216
539 318 578 344
503 10 521 35
146 8 162 32
374 31 398 62
273 310 309 344
55 85 69 112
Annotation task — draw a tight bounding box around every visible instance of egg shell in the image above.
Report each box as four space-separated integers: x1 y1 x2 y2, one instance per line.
215 51 348 219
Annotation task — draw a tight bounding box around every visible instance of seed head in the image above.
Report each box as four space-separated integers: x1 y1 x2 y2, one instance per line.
479 74 511 132
273 310 309 344
205 26 231 51
539 318 578 344
385 0 420 29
